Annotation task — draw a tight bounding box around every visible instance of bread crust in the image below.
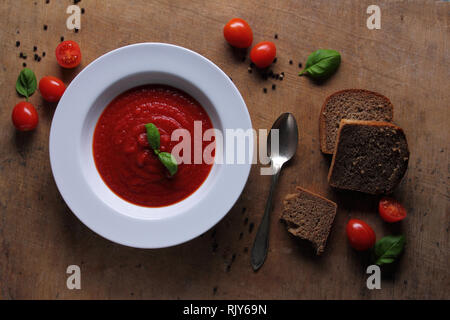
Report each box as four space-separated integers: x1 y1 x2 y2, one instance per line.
328 119 409 194
291 186 337 208
319 89 394 154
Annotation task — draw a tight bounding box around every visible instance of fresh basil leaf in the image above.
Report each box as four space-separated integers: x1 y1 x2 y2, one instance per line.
299 49 341 80
16 68 37 100
158 152 178 176
145 123 160 151
374 235 406 266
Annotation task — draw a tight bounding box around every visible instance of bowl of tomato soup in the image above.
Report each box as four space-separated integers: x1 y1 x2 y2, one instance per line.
49 43 253 248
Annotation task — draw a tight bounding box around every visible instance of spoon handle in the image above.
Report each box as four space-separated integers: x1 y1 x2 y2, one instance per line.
251 165 281 271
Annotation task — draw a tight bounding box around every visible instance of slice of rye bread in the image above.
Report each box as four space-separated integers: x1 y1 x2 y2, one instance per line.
319 89 394 154
328 120 410 194
281 187 337 255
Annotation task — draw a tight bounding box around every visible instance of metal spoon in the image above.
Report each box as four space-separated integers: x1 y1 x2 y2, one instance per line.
251 113 298 271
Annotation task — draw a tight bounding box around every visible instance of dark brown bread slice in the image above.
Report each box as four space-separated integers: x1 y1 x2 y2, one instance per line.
328 120 409 194
319 89 394 154
281 187 337 255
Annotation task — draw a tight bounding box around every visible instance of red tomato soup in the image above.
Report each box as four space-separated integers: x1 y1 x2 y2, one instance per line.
93 85 214 207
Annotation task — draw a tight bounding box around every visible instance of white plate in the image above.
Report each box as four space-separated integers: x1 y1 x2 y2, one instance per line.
49 43 253 248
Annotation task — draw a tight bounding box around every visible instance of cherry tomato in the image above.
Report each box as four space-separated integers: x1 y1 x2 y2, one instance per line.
346 219 376 251
223 18 253 48
250 41 276 68
12 102 38 131
55 40 81 68
39 76 66 102
379 197 407 223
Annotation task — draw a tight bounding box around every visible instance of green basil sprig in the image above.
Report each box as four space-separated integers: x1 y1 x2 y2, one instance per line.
299 49 341 80
157 152 178 176
145 123 178 176
374 235 406 266
16 68 37 101
145 123 160 150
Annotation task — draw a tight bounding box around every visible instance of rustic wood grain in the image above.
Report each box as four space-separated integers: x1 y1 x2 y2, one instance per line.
0 0 448 299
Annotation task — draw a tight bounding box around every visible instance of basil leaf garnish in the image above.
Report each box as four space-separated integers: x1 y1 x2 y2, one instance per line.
158 152 178 176
299 49 341 80
374 235 406 266
145 123 178 176
16 68 37 100
145 123 160 150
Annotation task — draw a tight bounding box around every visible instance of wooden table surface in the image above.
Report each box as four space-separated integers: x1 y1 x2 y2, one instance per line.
0 0 448 300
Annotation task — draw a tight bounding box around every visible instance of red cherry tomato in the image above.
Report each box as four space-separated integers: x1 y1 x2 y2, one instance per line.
379 197 407 223
12 102 38 131
346 219 376 251
250 41 276 68
223 18 253 48
39 76 66 102
55 40 81 68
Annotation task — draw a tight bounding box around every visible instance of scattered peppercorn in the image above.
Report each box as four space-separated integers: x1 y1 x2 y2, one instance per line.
43 25 48 31
298 62 302 68
289 60 293 65
273 57 277 63
74 28 79 33
249 222 254 233
274 34 278 39
81 8 85 14
33 46 37 52
42 51 46 57
60 36 64 42
46 0 50 3
34 54 39 61
74 0 81 4
22 62 27 67
272 84 276 90
15 41 20 47
263 88 267 93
